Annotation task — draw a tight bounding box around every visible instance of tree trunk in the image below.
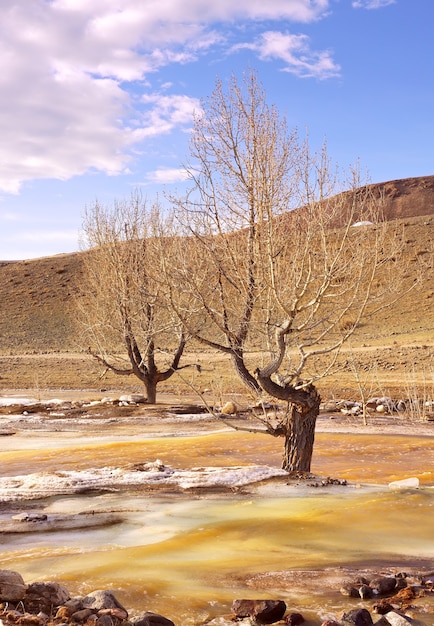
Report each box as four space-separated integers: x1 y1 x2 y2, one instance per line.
282 396 321 472
144 377 158 404
255 359 322 472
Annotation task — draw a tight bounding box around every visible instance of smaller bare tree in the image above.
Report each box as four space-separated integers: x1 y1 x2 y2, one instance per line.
78 193 189 404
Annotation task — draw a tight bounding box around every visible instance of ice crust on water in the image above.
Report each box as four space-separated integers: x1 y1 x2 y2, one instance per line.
388 476 420 489
0 463 288 501
0 397 40 406
0 396 65 407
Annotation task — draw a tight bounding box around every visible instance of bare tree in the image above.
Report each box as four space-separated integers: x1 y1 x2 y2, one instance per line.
166 71 405 471
78 193 189 404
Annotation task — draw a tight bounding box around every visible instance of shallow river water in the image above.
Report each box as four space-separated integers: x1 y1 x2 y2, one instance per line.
1 410 433 626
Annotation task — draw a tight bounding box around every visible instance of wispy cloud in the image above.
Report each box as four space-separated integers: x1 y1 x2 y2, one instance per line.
234 30 340 79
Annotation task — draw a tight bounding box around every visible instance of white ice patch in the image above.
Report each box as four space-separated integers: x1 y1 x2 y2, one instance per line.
0 463 287 501
0 397 39 406
351 220 374 227
388 477 420 489
0 397 65 407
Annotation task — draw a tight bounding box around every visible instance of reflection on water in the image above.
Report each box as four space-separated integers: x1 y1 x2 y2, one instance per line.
1 425 434 625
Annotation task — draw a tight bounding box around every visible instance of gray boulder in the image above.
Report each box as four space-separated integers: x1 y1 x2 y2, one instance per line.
369 576 397 596
82 589 128 615
381 612 414 626
0 569 27 602
133 611 176 626
25 581 70 613
341 608 373 626
232 599 287 624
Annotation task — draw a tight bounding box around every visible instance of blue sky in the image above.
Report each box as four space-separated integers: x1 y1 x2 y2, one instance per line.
1 0 433 260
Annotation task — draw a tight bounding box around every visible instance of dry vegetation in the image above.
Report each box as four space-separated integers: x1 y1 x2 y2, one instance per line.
0 177 433 405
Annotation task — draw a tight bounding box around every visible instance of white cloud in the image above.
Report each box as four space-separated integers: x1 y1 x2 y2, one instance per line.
352 0 396 8
130 94 202 140
0 0 331 194
235 31 340 79
146 168 190 184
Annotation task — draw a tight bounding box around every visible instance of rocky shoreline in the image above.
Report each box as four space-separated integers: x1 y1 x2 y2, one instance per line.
1 392 433 439
1 568 434 626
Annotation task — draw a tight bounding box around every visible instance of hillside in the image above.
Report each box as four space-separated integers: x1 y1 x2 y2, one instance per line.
366 175 434 220
0 175 433 395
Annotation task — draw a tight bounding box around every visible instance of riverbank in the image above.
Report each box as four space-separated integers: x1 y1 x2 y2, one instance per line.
1 564 434 626
1 389 433 436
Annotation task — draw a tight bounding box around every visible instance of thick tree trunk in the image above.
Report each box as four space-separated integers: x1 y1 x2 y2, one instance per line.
144 377 158 404
255 358 321 472
282 398 320 472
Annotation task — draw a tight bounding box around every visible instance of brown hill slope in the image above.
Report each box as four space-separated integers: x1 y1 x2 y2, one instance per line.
368 175 434 220
0 252 84 353
0 175 432 393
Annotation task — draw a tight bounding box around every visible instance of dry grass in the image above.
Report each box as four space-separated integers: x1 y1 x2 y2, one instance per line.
0 210 432 403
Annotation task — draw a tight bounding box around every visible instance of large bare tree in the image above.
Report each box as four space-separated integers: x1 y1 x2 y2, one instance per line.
78 194 188 404
167 71 404 471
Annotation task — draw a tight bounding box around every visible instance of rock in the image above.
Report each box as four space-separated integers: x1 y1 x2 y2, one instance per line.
285 612 305 625
221 401 237 415
0 569 27 602
12 513 48 522
321 621 341 626
369 576 397 596
367 397 395 412
71 608 95 622
380 611 414 626
421 574 434 588
373 601 395 615
27 581 70 605
24 582 70 613
320 400 341 413
232 599 258 618
118 394 146 404
354 576 370 586
359 584 373 599
340 584 360 598
81 590 128 616
389 587 416 609
341 608 373 626
96 615 114 626
394 577 408 591
98 607 129 620
132 612 175 626
63 598 84 614
55 606 75 620
375 617 394 626
232 599 286 624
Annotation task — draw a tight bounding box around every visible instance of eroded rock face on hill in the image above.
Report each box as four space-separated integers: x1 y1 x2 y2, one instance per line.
368 176 434 220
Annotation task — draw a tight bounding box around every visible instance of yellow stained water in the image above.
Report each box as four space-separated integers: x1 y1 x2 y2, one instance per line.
1 428 434 625
2 430 433 484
